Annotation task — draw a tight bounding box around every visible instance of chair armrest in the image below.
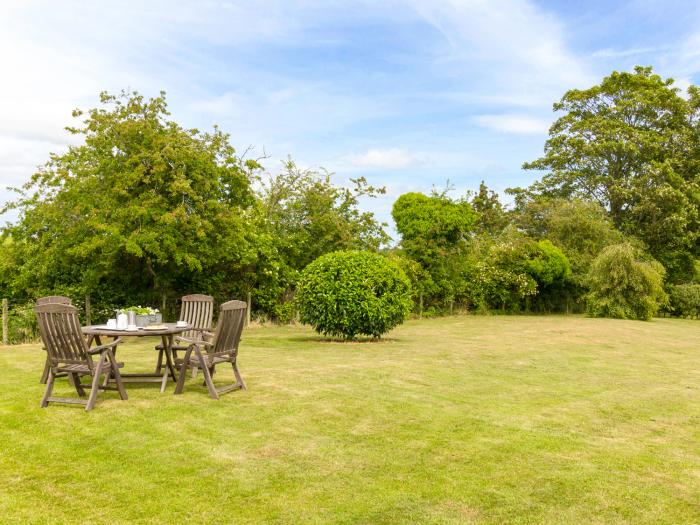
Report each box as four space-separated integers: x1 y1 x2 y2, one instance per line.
87 338 122 355
175 327 212 344
177 336 213 347
182 328 215 341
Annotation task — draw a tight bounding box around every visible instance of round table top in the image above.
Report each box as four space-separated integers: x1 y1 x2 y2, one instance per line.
82 323 190 337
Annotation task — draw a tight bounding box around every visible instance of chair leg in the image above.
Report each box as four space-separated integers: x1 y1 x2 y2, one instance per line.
232 361 247 390
197 349 218 400
40 356 50 384
40 369 55 407
174 348 192 395
86 356 104 411
72 373 86 397
108 351 128 401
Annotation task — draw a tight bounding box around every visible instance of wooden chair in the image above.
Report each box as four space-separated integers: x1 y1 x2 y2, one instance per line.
35 303 127 411
37 295 72 384
174 300 247 399
155 294 214 377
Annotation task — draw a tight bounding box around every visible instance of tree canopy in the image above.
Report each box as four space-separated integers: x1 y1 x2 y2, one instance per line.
3 67 700 326
522 66 700 282
0 91 388 321
3 91 257 305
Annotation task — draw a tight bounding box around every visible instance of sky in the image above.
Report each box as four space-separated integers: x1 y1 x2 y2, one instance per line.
2 0 700 234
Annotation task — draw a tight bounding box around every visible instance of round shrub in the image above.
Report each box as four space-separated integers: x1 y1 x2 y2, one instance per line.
586 243 667 320
296 250 412 339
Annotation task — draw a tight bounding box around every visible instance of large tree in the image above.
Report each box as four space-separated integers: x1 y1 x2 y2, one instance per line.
246 160 389 320
468 181 509 236
392 191 476 306
2 91 256 308
512 197 624 287
522 66 700 281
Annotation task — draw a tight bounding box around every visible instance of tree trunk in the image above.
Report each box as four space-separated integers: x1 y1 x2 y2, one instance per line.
246 291 252 326
85 295 91 326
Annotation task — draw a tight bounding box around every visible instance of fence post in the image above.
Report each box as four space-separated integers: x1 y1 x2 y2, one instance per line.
419 292 423 319
2 298 8 346
246 291 251 326
85 294 91 326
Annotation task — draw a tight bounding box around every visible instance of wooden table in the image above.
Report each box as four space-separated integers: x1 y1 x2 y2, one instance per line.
82 323 190 393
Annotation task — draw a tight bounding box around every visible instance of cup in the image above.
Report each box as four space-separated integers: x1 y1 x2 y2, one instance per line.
126 324 138 331
107 319 117 329
176 320 188 327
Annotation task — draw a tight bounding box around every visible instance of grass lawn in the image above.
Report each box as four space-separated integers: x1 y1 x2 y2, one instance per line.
1 315 699 524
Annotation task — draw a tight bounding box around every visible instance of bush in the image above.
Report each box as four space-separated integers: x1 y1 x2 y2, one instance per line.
525 240 571 287
668 284 700 318
586 243 667 320
296 250 412 339
6 303 39 344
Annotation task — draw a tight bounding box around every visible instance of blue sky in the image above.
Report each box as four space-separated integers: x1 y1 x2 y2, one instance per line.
2 0 700 233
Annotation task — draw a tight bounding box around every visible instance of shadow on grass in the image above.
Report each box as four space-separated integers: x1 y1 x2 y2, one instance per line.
286 335 400 344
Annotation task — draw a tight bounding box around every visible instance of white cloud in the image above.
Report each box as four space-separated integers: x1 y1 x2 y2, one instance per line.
410 0 595 106
343 148 416 169
473 114 551 135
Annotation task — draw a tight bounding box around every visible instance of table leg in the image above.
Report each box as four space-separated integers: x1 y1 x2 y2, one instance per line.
160 334 177 393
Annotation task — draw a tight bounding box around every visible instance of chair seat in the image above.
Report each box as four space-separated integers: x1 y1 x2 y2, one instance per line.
56 361 124 374
175 354 232 367
155 343 191 352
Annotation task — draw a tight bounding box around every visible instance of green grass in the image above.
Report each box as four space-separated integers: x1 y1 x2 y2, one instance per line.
1 315 699 524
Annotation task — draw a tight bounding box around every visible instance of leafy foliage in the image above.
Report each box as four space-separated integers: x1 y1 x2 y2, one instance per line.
461 232 570 312
0 92 389 323
392 191 476 308
1 90 256 314
385 252 432 308
512 198 623 283
522 66 700 282
5 303 39 344
586 244 667 320
4 71 700 324
392 192 475 262
296 251 412 339
250 161 389 319
468 181 509 235
667 284 700 318
525 240 571 287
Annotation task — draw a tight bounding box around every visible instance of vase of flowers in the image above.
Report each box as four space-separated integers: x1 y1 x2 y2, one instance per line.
118 306 161 327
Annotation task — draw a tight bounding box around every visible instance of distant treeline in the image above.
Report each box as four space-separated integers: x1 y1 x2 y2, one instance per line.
1 66 699 329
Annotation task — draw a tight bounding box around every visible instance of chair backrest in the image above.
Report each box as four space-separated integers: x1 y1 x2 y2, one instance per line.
36 295 72 306
179 294 214 339
35 303 89 366
210 300 247 358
